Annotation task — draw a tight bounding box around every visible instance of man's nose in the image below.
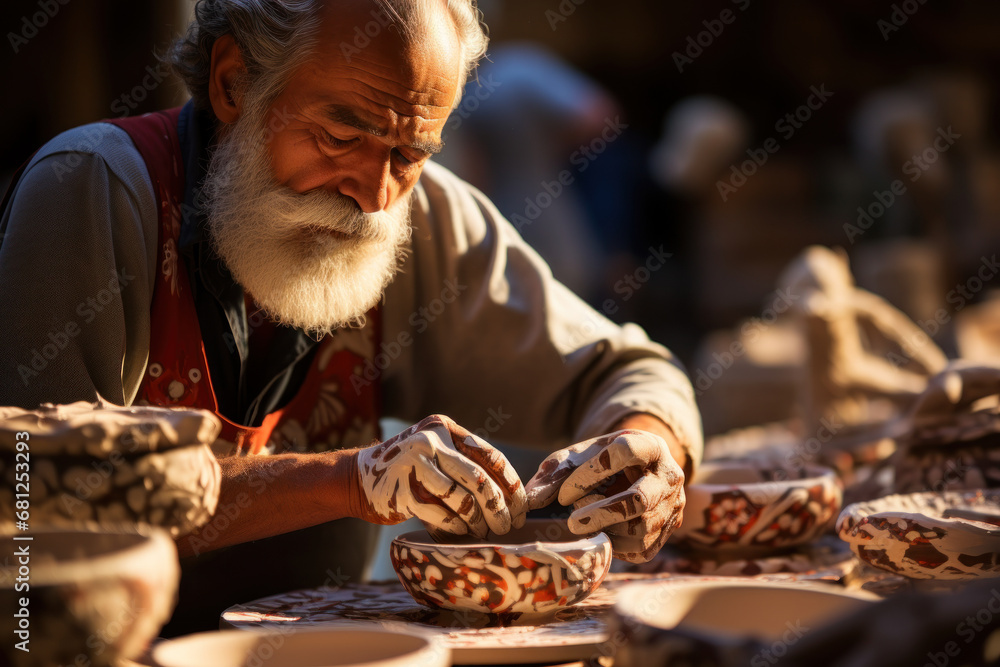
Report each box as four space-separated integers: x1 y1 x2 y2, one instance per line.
337 152 392 214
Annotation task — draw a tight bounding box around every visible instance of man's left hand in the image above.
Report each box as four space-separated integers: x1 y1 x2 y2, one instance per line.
525 416 686 563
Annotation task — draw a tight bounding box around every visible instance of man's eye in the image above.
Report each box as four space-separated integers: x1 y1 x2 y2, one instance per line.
392 148 426 168
320 130 353 149
392 148 413 165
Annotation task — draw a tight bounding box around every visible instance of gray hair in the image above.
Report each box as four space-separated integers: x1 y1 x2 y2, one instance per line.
167 0 488 112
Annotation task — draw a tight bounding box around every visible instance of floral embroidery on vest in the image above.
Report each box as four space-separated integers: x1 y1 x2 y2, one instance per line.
105 109 381 457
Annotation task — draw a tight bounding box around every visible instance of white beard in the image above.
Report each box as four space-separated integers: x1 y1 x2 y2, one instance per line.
202 104 411 337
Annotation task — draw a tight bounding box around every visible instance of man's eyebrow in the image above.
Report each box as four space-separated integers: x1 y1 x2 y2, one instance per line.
324 104 386 136
323 104 444 155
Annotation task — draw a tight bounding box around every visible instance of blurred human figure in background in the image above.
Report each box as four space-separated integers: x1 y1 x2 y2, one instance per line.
435 43 623 304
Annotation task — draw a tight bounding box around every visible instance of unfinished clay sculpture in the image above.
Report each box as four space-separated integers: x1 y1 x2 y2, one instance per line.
781 246 948 435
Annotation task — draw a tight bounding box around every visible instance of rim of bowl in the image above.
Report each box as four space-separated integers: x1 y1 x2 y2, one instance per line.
153 626 445 667
838 489 1000 537
0 403 221 455
0 525 176 586
613 579 880 625
687 461 838 494
392 519 610 552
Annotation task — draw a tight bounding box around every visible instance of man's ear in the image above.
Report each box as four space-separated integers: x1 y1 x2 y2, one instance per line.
208 34 244 125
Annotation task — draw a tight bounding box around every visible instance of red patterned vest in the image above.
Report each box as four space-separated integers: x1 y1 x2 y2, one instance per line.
105 109 381 456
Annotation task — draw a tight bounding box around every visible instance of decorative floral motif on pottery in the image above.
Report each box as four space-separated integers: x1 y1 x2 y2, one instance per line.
682 478 841 550
837 489 1000 580
635 536 853 579
894 408 1000 493
389 539 611 617
894 437 1000 494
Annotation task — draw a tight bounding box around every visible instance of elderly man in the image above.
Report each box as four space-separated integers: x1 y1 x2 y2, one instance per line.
0 0 701 631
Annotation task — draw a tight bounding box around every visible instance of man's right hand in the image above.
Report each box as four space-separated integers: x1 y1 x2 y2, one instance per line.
351 415 528 539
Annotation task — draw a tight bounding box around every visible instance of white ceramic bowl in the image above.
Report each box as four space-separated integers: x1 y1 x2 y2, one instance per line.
0 526 179 667
611 580 877 667
153 627 449 667
671 461 842 552
837 489 1000 579
390 518 611 618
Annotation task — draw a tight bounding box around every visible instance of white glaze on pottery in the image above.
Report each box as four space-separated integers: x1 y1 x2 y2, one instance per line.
671 461 842 551
837 489 1000 579
390 519 611 617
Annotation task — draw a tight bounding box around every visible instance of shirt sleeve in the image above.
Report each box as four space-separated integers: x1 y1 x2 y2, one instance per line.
0 124 158 408
380 161 703 466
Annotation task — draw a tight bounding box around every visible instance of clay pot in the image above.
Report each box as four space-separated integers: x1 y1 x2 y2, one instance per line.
837 489 1000 580
610 580 877 667
0 526 179 667
671 461 842 552
390 518 611 618
153 627 449 667
0 402 221 537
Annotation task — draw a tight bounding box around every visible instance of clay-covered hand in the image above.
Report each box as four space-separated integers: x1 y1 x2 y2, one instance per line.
353 415 528 539
525 430 685 563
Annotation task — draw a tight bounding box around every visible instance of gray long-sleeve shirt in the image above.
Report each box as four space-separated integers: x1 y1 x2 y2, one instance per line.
0 120 703 463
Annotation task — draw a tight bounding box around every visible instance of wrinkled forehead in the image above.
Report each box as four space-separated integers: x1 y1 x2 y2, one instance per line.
302 0 464 116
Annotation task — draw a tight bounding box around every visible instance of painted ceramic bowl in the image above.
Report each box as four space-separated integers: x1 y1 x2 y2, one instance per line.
892 363 1000 493
0 401 221 537
892 411 1000 494
837 489 1000 580
610 580 877 667
390 518 612 617
153 627 449 667
0 526 179 667
670 461 842 552
636 536 852 578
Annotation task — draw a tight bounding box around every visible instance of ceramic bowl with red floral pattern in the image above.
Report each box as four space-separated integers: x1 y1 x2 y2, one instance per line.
390 518 612 618
670 461 843 552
